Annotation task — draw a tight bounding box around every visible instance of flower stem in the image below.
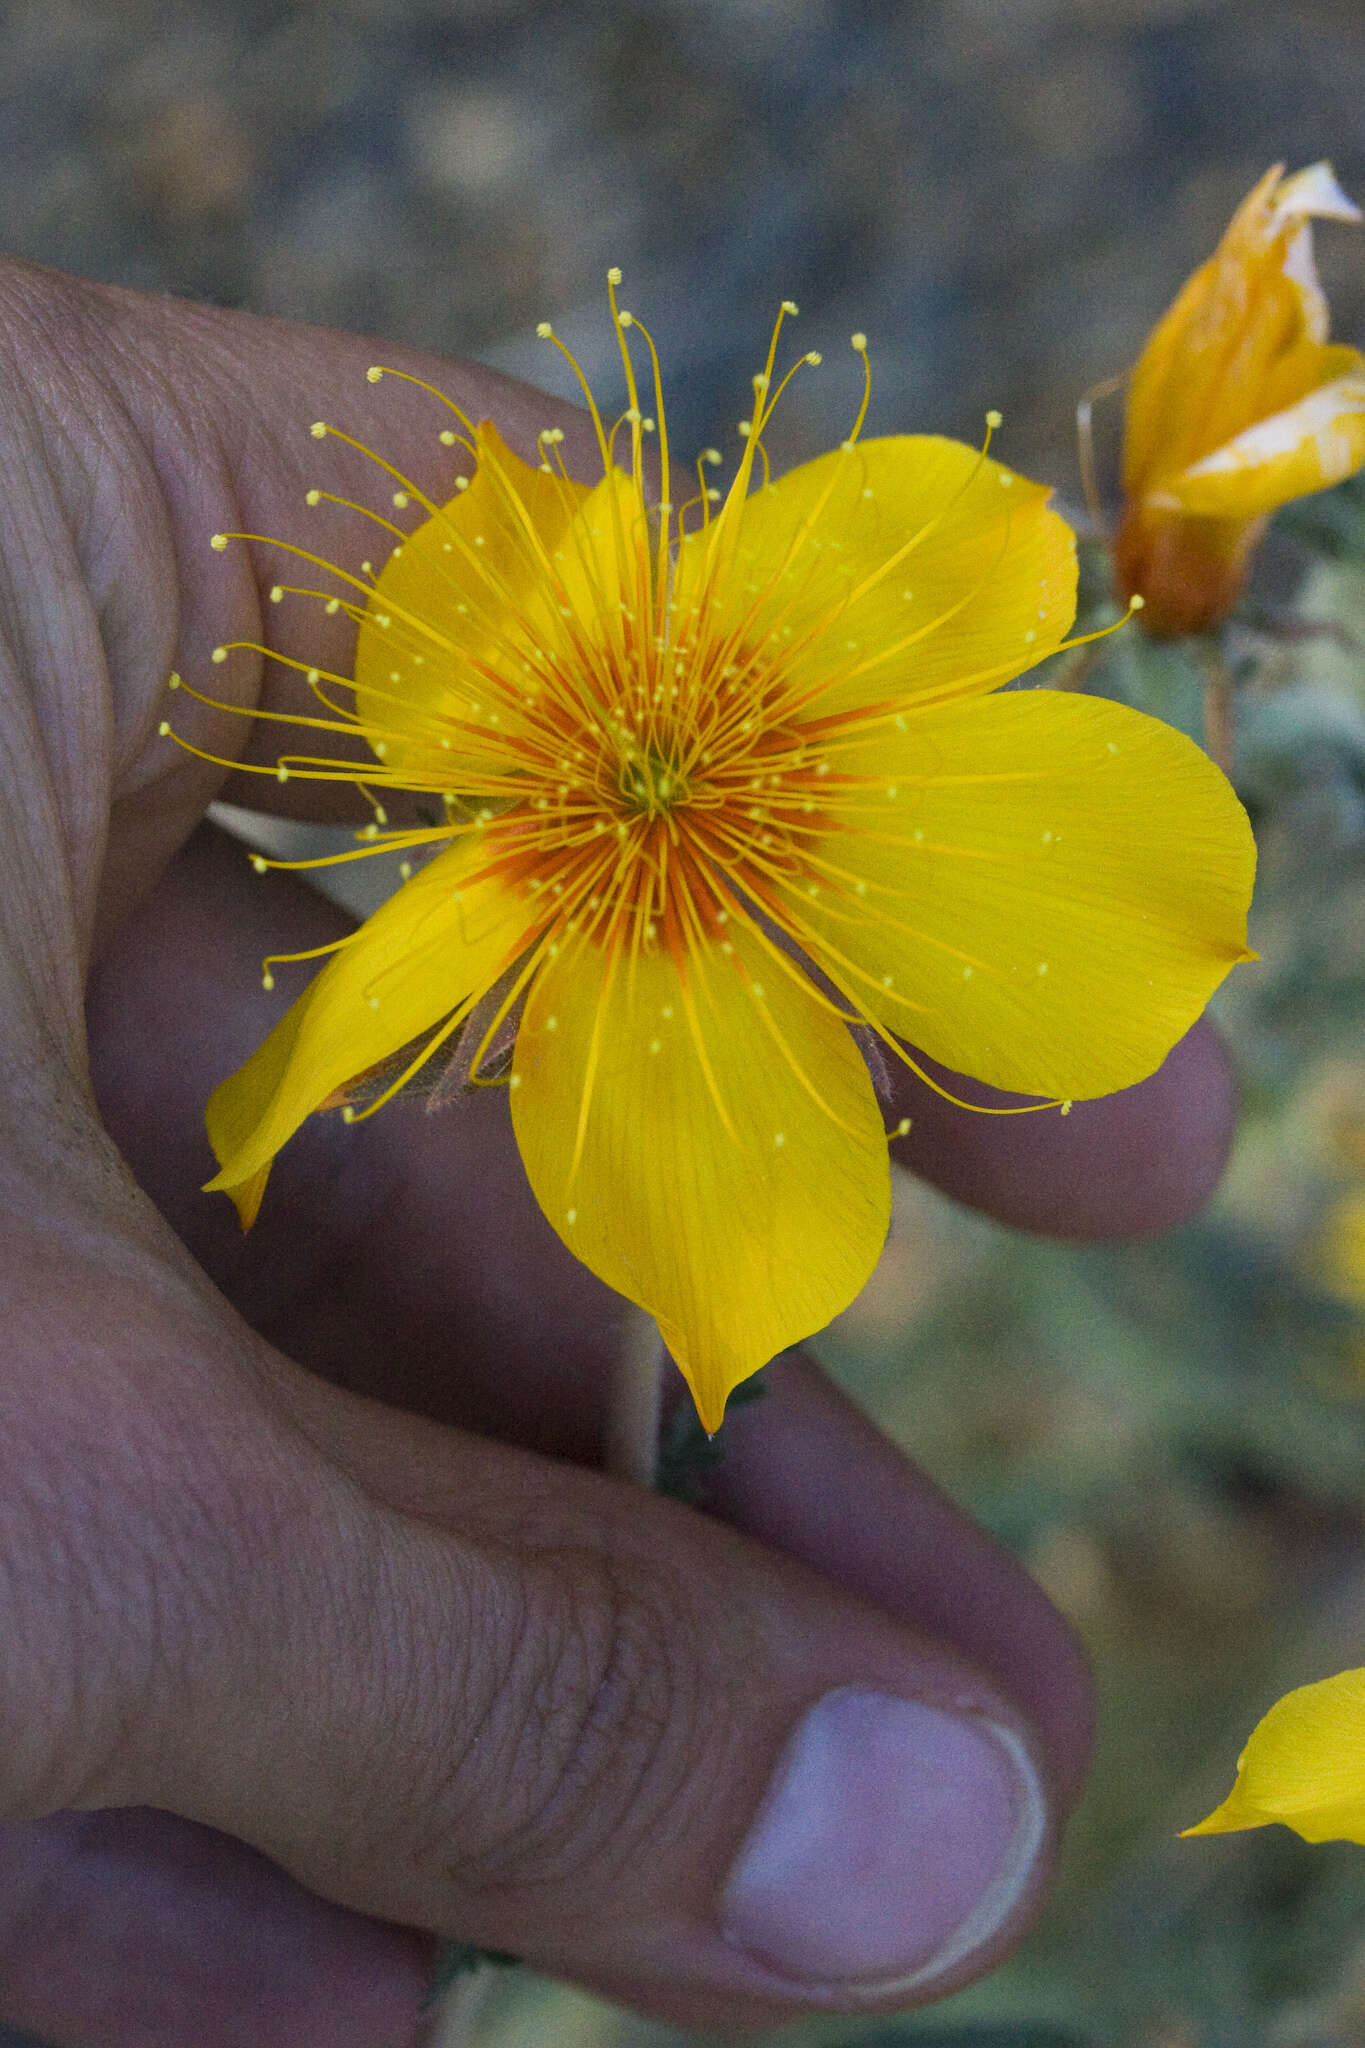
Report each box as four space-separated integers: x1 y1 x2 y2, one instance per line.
1197 639 1237 775
426 1961 497 2047
604 1307 668 1489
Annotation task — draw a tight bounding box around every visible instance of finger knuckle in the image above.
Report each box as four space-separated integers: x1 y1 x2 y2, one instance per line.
436 1542 704 1897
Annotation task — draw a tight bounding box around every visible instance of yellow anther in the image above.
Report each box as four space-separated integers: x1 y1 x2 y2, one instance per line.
619 311 634 328
1130 592 1146 612
269 584 283 603
310 422 327 438
167 673 180 690
536 321 553 339
392 491 408 508
157 720 171 736
366 366 384 383
805 351 822 366
250 854 268 873
607 265 622 285
439 428 456 446
305 489 321 506
210 534 228 551
781 298 799 316
986 408 1003 429
851 332 868 352
211 646 227 663
893 1117 911 1138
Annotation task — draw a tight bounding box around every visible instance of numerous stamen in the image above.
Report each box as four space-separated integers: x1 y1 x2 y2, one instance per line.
166 277 1131 1121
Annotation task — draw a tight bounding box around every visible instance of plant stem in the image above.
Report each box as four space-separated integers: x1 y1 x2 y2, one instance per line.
1197 639 1236 775
427 1963 497 2048
604 1306 668 1489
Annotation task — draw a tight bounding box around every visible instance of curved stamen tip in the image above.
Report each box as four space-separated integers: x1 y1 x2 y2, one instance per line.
366 366 384 383
781 298 800 316
986 407 1003 430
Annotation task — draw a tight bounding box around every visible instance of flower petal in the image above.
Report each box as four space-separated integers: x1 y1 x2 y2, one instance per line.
354 423 593 773
1183 1669 1365 1843
205 839 535 1222
784 687 1255 1100
1124 163 1364 504
509 917 891 1430
1159 365 1365 518
674 436 1076 717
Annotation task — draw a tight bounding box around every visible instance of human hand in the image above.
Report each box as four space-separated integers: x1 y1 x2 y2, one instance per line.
0 258 1236 2046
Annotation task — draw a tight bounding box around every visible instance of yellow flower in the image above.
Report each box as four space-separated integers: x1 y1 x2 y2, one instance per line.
189 288 1255 1430
1115 162 1365 639
1184 1668 1365 1843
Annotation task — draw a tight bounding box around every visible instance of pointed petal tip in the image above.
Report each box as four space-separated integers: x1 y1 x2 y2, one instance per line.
1275 161 1362 226
202 1161 269 1230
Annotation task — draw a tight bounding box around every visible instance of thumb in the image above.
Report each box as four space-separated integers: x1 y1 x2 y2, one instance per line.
71 1287 1057 2034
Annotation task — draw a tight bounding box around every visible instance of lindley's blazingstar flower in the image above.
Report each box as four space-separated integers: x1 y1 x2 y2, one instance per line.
179 285 1256 1430
1115 162 1365 638
1184 1668 1365 1844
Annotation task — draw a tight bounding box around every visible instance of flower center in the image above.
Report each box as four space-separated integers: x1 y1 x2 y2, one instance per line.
618 743 690 819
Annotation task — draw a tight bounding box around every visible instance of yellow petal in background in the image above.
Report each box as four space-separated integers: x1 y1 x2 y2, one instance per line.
790 687 1255 1100
674 434 1076 717
205 840 534 1221
1184 1669 1365 1844
1123 164 1358 498
510 917 891 1431
1118 162 1365 634
1162 368 1365 520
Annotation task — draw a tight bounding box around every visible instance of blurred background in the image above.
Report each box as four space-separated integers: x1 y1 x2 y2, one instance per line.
7 0 1365 2043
